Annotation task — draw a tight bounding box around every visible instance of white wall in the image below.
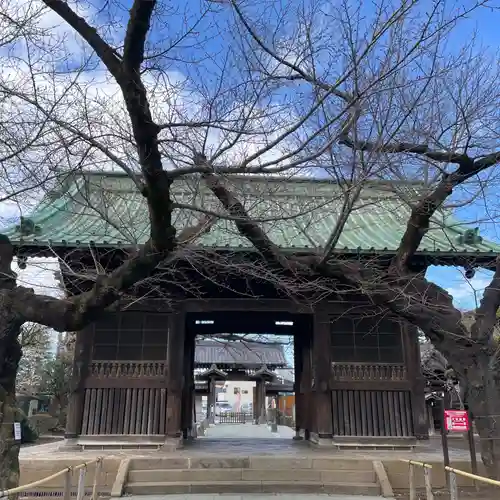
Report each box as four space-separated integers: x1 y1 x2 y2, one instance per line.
223 381 255 410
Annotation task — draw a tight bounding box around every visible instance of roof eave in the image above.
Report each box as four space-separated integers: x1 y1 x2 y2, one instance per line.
10 240 498 268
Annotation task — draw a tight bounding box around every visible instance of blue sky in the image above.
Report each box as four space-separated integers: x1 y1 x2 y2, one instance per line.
149 0 500 312
2 0 499 314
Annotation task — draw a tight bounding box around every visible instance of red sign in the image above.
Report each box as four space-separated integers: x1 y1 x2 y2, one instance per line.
444 410 470 432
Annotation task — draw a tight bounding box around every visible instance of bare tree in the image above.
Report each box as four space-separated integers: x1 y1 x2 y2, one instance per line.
17 323 52 393
193 0 500 477
0 0 499 488
0 0 217 489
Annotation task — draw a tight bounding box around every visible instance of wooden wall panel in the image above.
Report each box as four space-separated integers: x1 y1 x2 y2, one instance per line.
331 389 414 437
81 387 167 435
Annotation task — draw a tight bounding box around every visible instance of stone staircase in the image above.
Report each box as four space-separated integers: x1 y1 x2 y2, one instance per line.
124 456 382 495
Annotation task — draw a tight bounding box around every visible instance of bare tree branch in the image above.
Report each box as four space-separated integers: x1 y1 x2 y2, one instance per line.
122 0 155 74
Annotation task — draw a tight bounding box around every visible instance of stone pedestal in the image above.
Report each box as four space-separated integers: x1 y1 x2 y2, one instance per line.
163 435 184 451
58 438 81 452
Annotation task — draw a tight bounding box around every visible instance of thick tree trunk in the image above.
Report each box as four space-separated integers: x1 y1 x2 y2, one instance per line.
0 336 22 493
462 353 500 479
0 236 23 492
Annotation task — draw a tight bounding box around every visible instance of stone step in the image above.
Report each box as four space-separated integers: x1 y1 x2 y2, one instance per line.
128 467 376 484
125 480 381 496
129 456 374 471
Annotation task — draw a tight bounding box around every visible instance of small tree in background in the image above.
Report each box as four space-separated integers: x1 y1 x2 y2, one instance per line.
41 333 74 429
17 324 53 394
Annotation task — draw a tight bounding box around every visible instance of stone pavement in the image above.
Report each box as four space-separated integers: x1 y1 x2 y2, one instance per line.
127 495 384 499
19 429 479 462
200 423 296 440
190 423 304 455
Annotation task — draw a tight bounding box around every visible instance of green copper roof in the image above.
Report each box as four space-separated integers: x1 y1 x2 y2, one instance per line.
2 172 499 256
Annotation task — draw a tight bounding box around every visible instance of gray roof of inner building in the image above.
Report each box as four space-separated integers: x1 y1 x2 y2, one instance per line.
194 339 287 368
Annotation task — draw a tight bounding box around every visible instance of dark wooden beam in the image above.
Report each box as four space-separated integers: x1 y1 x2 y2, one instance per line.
182 330 196 437
165 312 185 438
301 331 313 440
312 309 333 440
294 333 304 438
404 323 428 439
256 378 267 424
65 326 94 439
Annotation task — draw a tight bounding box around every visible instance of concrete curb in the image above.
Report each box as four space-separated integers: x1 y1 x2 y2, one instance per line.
111 458 130 498
373 460 394 498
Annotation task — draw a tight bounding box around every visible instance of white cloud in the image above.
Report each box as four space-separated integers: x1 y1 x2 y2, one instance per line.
446 273 492 310
14 257 60 298
13 257 61 351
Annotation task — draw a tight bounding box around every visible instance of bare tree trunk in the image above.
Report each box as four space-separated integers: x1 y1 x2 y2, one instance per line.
0 236 23 491
462 353 500 479
0 335 22 493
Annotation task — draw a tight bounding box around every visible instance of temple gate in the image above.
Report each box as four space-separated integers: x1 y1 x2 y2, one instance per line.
3 171 497 449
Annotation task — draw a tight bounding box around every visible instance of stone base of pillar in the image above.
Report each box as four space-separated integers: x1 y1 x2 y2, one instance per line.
58 438 81 452
258 414 266 425
163 435 184 451
309 432 334 447
183 428 196 441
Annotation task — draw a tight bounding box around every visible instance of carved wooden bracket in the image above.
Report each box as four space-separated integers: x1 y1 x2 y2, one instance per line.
331 363 407 381
89 360 167 378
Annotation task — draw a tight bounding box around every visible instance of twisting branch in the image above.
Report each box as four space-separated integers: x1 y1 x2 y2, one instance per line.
195 152 480 365
177 214 215 244
194 152 297 271
43 0 174 252
10 210 213 331
337 139 500 273
7 0 190 331
389 150 500 273
41 0 122 77
122 0 156 74
470 257 500 344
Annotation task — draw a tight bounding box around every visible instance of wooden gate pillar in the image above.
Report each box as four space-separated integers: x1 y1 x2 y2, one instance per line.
300 333 313 440
255 379 267 424
65 327 93 440
252 386 258 421
312 310 333 443
166 312 185 441
208 377 217 423
181 331 195 438
293 333 304 439
405 323 428 439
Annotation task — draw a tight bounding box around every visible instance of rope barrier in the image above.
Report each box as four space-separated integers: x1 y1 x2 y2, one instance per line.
0 457 102 499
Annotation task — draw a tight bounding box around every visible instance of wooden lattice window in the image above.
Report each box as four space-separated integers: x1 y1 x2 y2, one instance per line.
330 315 404 363
92 312 169 361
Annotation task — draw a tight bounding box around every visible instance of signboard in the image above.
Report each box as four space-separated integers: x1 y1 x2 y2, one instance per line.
444 410 470 432
13 422 22 441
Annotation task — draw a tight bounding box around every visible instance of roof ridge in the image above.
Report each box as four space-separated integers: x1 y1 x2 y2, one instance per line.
64 169 427 188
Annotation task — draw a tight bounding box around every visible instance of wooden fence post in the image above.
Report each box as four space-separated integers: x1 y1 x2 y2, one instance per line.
92 459 103 500
409 462 416 500
76 468 86 500
424 466 434 500
63 469 72 500
449 470 458 500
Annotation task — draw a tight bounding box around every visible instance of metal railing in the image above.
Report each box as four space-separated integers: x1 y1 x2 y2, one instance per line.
218 412 252 424
401 458 500 500
0 458 103 500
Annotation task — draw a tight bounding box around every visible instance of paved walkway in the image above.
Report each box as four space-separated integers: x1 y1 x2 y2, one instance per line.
20 431 479 462
127 495 384 499
200 423 296 439
190 423 302 454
